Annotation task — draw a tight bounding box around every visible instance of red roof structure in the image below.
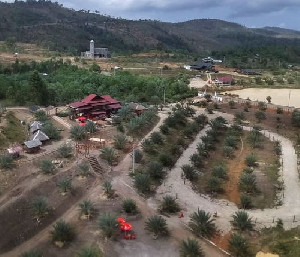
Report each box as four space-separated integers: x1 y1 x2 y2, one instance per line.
69 94 121 118
217 76 233 85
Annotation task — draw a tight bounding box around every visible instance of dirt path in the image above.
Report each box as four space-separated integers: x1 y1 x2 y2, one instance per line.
154 110 300 235
112 110 227 257
189 77 207 89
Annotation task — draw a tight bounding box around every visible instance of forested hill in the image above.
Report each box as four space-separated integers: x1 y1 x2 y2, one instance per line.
0 0 300 55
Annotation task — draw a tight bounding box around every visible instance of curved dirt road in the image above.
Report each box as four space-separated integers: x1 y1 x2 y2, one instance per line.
155 111 300 234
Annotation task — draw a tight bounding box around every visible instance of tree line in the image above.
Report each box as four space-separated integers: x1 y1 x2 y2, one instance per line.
0 59 197 106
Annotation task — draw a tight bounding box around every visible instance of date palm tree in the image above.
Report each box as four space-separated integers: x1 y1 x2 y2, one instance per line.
76 246 103 257
50 220 75 244
31 197 49 218
79 200 95 219
188 209 216 239
228 234 252 257
98 212 118 239
160 195 180 214
145 215 168 238
180 238 205 257
231 211 254 232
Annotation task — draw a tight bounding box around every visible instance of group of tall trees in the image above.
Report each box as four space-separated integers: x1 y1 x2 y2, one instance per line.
0 59 196 106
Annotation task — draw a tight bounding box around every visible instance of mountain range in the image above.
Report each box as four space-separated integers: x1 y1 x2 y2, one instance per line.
0 1 300 55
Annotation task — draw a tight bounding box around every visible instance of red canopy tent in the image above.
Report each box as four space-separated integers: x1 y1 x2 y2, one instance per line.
78 116 87 121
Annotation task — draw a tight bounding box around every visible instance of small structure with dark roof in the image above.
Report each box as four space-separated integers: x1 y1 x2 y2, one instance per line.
238 69 261 75
190 62 215 72
127 102 148 115
30 130 49 142
30 121 43 133
24 139 42 153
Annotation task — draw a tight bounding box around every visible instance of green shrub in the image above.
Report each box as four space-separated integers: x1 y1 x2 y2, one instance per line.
39 159 55 174
70 125 86 141
122 198 138 215
243 167 253 174
102 180 114 197
58 178 72 193
160 195 180 214
180 238 204 257
159 153 174 168
190 153 202 168
224 135 239 149
133 149 143 163
145 215 168 237
34 110 48 122
84 121 97 133
181 164 198 181
255 111 266 123
229 100 235 109
258 101 267 111
223 145 234 158
0 154 14 169
231 211 254 231
79 200 95 218
212 165 228 180
229 234 252 257
147 161 164 180
42 121 61 140
98 212 118 239
291 110 300 127
78 162 90 177
245 153 258 167
57 144 73 158
207 177 223 193
160 124 169 135
51 220 75 243
31 197 49 218
150 131 164 144
188 209 216 239
100 147 117 165
239 173 257 193
134 173 151 194
240 194 252 209
113 134 127 150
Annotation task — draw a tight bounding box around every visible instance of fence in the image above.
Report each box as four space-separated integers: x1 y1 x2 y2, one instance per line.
222 96 298 113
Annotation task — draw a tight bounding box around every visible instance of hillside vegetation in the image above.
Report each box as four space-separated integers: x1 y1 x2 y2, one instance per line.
0 0 300 59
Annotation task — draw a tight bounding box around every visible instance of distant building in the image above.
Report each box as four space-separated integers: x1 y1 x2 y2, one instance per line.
190 62 215 72
68 94 121 118
215 76 233 86
81 40 111 59
238 69 261 75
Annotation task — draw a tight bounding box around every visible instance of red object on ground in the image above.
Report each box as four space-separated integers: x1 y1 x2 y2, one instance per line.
131 233 136 240
78 116 87 121
117 217 126 224
178 213 184 218
121 222 133 231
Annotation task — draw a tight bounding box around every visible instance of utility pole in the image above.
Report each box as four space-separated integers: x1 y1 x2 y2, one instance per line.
132 145 135 174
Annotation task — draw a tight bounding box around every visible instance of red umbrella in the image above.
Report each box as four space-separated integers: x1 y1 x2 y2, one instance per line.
117 217 126 224
78 116 87 121
121 222 133 231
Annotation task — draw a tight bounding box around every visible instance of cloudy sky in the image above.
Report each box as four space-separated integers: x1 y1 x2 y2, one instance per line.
8 0 300 30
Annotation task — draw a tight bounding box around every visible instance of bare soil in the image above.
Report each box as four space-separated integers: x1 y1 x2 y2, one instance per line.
218 102 300 144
